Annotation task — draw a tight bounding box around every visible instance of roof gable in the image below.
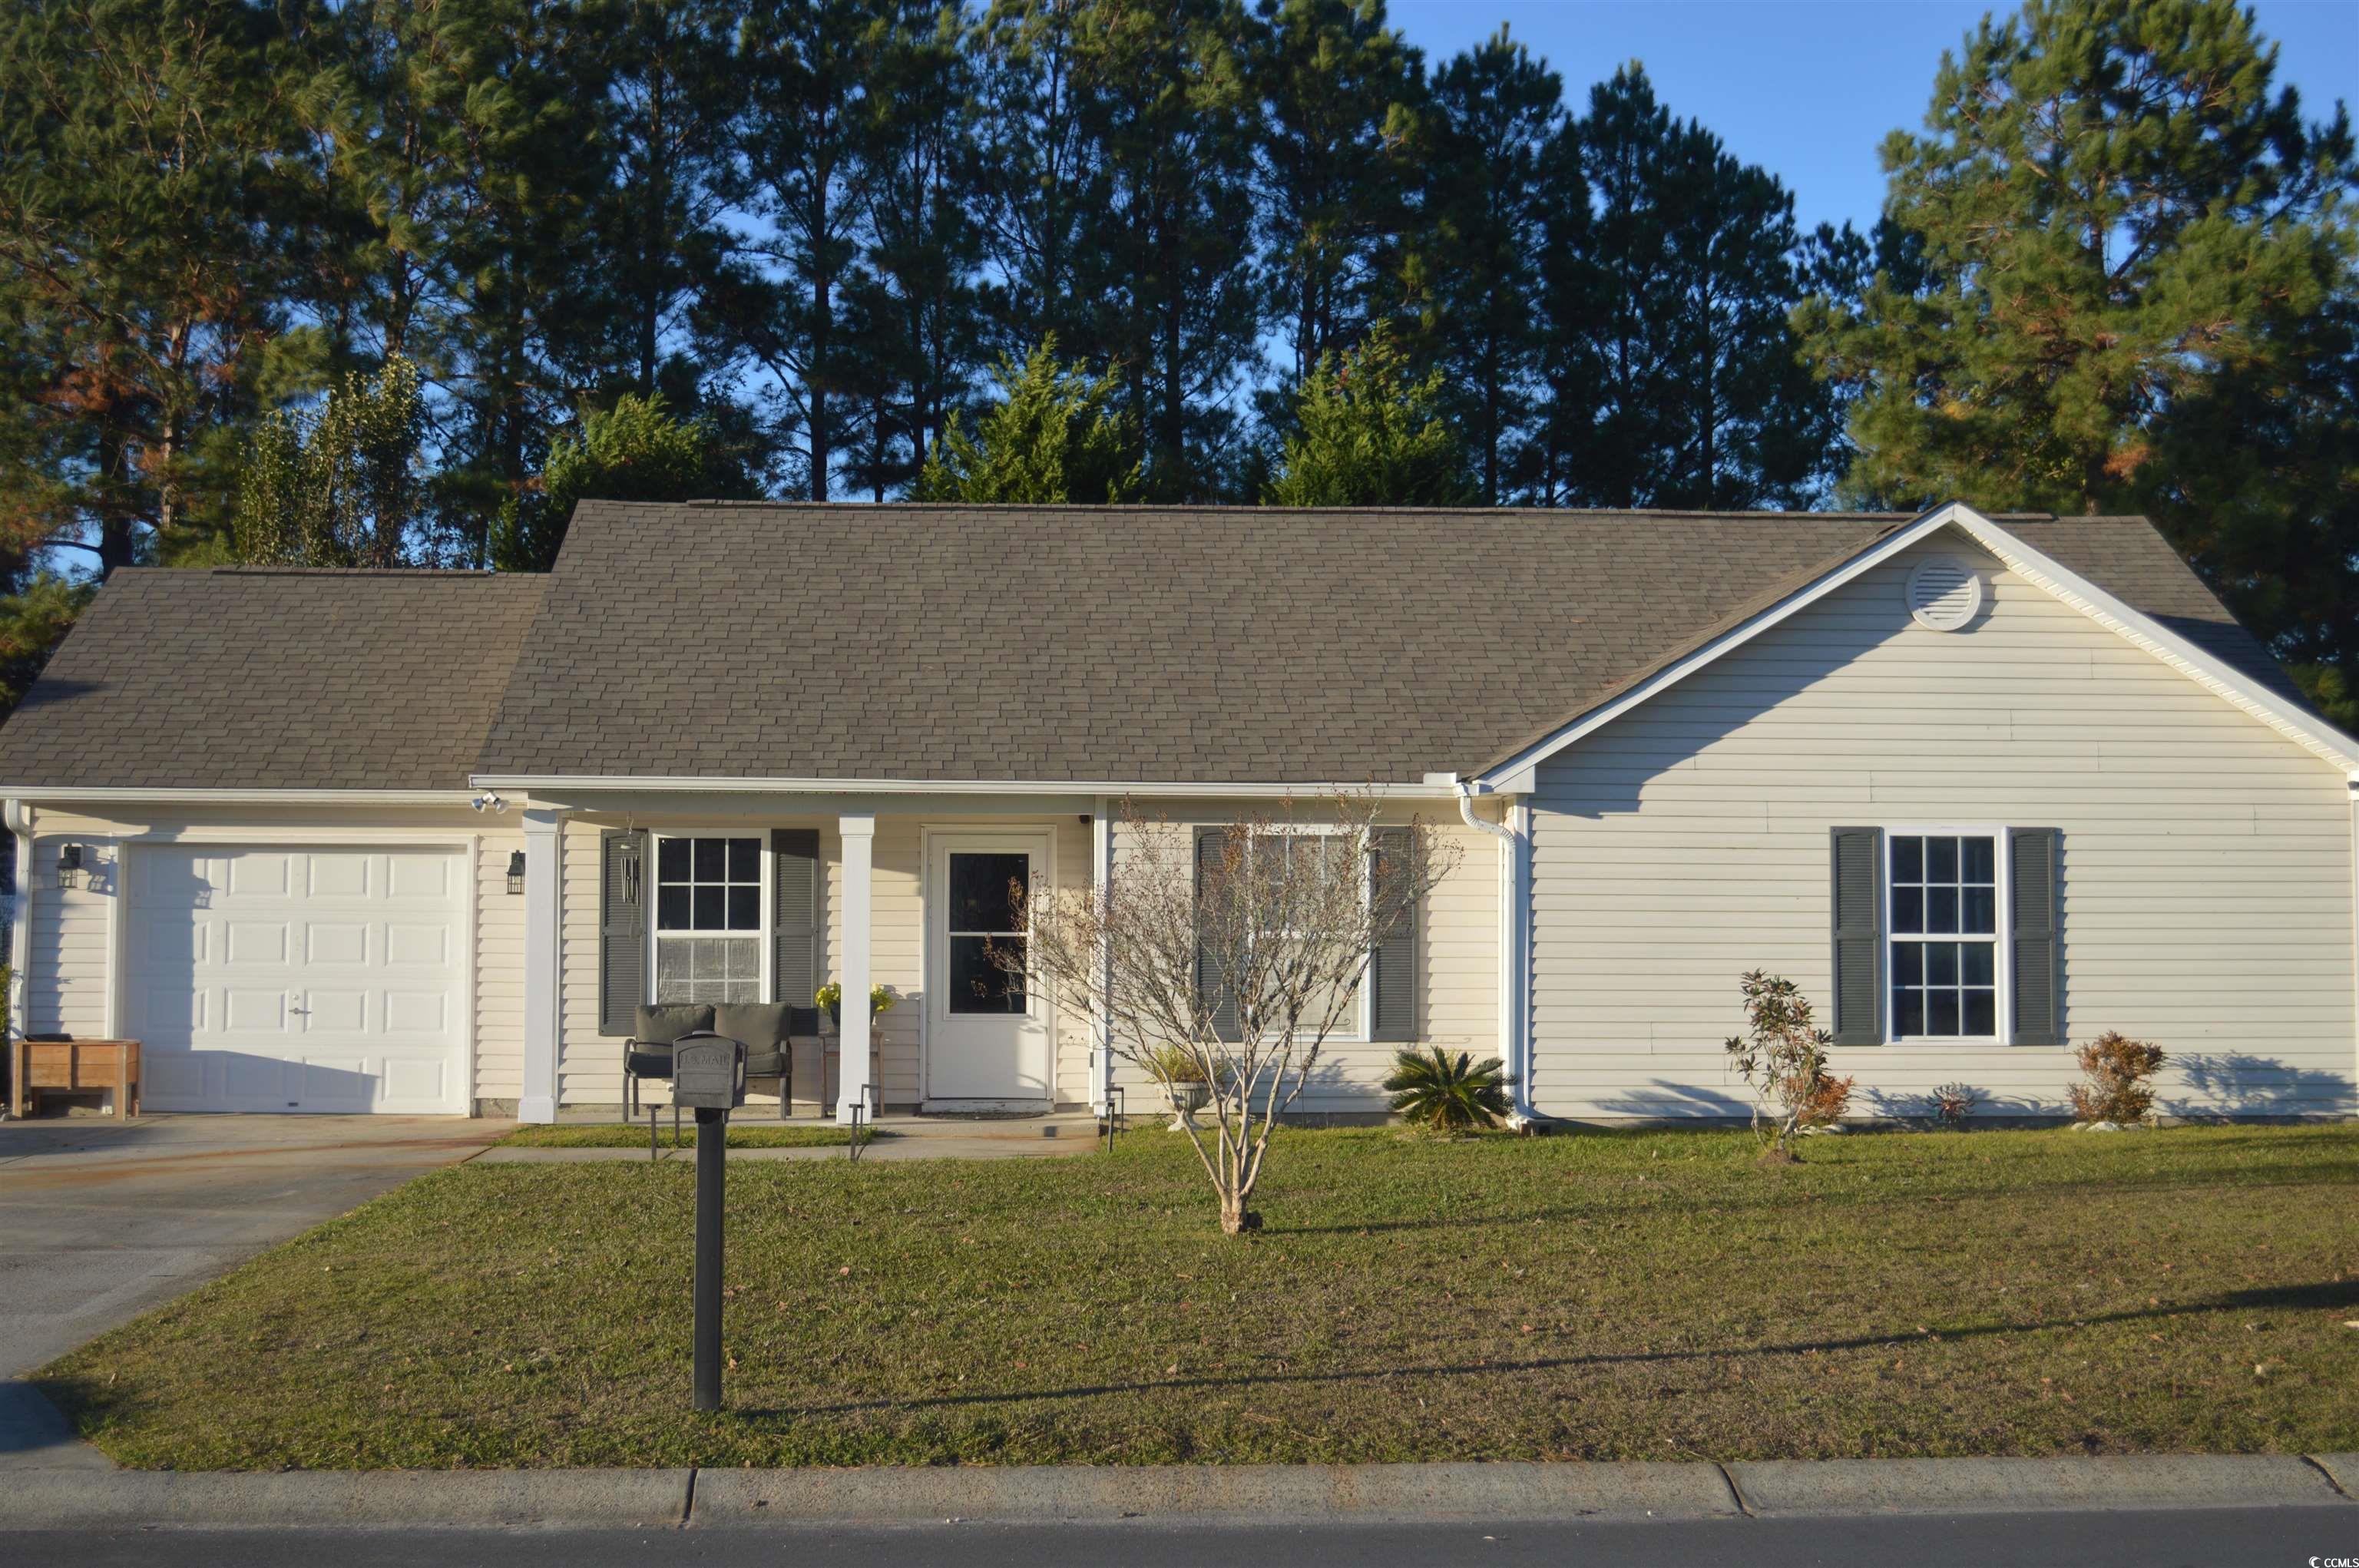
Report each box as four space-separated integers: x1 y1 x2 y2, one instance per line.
1473 504 2358 789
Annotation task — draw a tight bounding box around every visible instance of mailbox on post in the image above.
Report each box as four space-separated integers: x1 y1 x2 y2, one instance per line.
671 1033 746 1110
673 1031 744 1411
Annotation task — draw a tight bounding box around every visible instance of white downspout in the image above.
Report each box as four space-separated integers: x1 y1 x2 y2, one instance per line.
1092 795 1113 1114
1454 780 1534 1126
4 799 32 1109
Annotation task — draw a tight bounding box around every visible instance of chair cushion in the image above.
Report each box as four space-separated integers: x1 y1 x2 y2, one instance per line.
625 1047 676 1080
634 1004 713 1044
741 1050 787 1079
713 1001 792 1051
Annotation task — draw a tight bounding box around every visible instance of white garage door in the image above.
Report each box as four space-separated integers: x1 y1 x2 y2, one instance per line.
127 845 468 1113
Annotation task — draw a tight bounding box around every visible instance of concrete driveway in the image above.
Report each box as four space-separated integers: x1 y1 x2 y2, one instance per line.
1 1113 505 1466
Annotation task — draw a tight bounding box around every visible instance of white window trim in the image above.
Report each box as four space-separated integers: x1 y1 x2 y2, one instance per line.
646 830 771 1005
1241 824 1374 1045
1881 824 2012 1048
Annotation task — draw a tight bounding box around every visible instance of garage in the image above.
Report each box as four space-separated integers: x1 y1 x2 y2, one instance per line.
125 845 469 1113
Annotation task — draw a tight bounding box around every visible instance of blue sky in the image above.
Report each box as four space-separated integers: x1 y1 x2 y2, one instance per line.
1385 0 2359 236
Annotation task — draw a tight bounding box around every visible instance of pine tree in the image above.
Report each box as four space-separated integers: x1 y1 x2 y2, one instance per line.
1408 28 1562 505
1251 0 1424 394
1265 320 1470 506
971 0 1107 366
912 338 1142 503
1069 0 1262 499
0 0 308 574
1795 0 2357 715
721 0 877 501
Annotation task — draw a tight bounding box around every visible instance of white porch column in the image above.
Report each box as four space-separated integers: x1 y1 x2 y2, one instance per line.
519 808 564 1124
835 811 876 1124
1092 796 1113 1113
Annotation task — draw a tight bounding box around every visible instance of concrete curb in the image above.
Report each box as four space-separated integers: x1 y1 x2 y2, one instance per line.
1722 1454 2346 1517
690 1460 1739 1525
2 1456 2351 1531
1 1468 693 1530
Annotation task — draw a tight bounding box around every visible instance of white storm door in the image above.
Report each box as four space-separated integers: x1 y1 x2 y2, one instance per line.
924 832 1051 1103
127 845 468 1113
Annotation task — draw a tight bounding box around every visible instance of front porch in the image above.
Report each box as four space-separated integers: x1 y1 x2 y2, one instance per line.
511 794 1110 1125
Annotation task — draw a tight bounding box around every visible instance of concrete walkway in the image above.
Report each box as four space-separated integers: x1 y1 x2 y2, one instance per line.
0 1113 505 1468
477 1112 1113 1163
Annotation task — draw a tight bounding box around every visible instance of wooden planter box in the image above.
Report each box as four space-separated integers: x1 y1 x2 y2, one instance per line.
9 1037 142 1120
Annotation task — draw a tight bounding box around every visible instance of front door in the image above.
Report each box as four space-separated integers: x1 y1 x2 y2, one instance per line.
925 832 1052 1104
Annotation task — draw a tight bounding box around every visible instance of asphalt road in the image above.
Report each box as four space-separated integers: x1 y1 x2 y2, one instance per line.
12 1508 2357 1568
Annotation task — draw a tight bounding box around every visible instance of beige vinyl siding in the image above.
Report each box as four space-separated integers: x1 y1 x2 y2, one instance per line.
26 829 114 1038
1527 531 2357 1120
471 831 526 1103
1103 807 1500 1112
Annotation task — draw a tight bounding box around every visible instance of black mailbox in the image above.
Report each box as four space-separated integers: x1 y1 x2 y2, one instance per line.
671 1033 746 1111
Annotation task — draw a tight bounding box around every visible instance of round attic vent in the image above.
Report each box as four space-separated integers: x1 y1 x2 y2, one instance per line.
1905 557 1983 630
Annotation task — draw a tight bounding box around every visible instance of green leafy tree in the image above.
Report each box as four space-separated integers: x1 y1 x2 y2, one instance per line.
912 338 1141 503
1265 321 1470 505
494 392 715 571
1795 0 2357 711
232 357 427 567
0 574 98 721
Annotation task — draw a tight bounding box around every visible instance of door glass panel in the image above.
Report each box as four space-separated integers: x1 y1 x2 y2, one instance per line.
949 935 1026 1014
948 853 1028 932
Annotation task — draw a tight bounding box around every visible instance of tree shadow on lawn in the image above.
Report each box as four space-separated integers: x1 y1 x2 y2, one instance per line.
1270 1166 2351 1237
733 1279 2358 1422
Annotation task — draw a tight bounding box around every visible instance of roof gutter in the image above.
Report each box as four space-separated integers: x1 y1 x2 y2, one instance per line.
0 788 478 807
468 774 1465 800
1454 779 1534 1127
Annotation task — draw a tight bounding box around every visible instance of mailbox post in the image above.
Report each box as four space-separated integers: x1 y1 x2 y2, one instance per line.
670 1033 746 1411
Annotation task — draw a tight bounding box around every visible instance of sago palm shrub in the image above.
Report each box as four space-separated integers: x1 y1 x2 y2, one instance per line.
1383 1047 1514 1135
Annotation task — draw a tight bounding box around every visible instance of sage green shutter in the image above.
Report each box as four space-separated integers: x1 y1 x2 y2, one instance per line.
2009 827 2062 1046
598 828 648 1036
1829 827 1883 1046
1368 826 1416 1041
772 828 820 1034
1194 829 1240 1042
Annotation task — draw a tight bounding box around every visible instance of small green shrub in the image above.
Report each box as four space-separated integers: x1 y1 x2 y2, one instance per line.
1722 969 1840 1159
1382 1047 1513 1135
2069 1031 2166 1124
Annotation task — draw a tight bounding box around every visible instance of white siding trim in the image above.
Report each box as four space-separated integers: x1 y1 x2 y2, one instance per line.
5 801 31 1052
520 809 563 1123
835 812 875 1123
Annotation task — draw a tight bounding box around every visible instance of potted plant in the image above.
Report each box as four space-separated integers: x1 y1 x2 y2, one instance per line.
1146 1044 1212 1131
815 982 897 1033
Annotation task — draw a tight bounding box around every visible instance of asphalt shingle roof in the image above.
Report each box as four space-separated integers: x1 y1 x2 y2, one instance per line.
474 501 2309 785
1 567 548 790
0 504 2314 792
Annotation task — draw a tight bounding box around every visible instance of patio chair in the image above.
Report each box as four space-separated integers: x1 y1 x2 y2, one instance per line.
712 1002 794 1120
623 1003 713 1157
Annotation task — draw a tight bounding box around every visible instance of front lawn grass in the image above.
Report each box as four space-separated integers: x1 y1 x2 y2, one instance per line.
41 1124 2359 1469
498 1122 859 1150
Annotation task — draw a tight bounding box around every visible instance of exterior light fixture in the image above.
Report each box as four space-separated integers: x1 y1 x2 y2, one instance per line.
507 850 527 895
56 843 83 890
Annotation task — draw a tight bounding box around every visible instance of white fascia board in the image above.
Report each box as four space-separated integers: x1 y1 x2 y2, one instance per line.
1474 504 1964 792
0 786 479 806
468 774 1464 801
1474 501 2359 790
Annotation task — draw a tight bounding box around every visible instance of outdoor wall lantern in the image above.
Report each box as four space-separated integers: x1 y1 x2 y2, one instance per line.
55 843 83 890
506 850 527 895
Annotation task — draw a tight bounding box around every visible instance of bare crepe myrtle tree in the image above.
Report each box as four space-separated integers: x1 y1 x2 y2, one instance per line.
991 793 1457 1235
